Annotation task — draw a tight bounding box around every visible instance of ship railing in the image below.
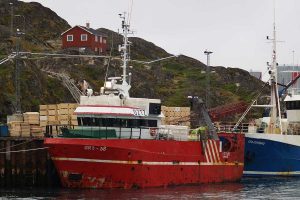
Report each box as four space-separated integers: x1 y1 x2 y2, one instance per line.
214 122 249 133
44 124 248 141
44 124 193 141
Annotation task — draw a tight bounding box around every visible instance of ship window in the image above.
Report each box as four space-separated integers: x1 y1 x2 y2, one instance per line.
94 118 100 126
78 117 82 126
148 120 157 127
286 101 300 110
82 117 91 126
113 118 121 127
129 119 138 128
77 117 159 128
139 119 148 127
120 119 128 128
106 118 114 127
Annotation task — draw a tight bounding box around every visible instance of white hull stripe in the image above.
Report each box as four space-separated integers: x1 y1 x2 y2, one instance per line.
52 157 244 166
212 141 221 163
209 140 217 163
244 171 300 175
206 141 213 163
202 141 209 162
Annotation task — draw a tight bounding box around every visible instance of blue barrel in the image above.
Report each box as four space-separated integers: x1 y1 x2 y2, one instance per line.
0 125 9 137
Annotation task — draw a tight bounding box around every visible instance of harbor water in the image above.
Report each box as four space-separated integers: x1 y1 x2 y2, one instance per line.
1 177 300 199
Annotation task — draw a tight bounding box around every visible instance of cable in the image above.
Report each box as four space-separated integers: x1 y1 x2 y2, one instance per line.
233 78 271 131
0 139 34 151
0 147 48 154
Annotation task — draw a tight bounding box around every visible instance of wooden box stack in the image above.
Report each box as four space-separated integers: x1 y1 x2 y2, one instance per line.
39 105 48 133
39 103 78 128
161 106 191 127
23 112 40 125
8 122 30 137
7 114 24 137
58 103 69 125
48 104 59 125
68 103 78 126
23 112 43 137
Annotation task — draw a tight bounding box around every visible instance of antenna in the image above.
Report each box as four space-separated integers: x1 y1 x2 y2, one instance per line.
266 0 283 134
119 12 133 85
127 0 134 25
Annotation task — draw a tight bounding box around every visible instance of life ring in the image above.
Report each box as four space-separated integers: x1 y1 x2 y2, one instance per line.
150 128 158 136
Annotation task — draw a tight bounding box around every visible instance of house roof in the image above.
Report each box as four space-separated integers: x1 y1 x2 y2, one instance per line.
61 25 108 37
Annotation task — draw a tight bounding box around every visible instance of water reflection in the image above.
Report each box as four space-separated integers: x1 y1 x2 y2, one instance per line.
1 177 300 199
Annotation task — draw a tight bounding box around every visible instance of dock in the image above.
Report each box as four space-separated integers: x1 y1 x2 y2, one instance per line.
0 137 60 187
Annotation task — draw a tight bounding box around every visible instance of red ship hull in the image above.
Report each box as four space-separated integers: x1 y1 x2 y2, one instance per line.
44 133 244 189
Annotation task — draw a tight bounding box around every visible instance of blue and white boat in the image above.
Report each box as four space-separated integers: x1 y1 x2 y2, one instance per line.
240 18 300 176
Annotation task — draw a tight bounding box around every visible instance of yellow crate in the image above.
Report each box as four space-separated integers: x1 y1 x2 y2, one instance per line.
58 115 69 120
60 121 69 125
48 110 57 116
58 103 69 109
40 110 47 116
48 104 57 110
71 120 78 126
39 105 48 110
58 109 68 115
48 116 57 121
68 103 78 109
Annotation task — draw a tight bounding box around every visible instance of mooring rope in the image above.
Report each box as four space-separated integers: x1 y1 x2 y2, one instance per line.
0 147 48 154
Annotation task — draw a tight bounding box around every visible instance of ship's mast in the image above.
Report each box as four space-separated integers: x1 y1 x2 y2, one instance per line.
117 12 132 98
119 12 131 86
268 5 283 134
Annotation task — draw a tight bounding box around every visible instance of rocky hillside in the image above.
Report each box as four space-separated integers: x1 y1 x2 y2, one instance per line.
0 0 268 122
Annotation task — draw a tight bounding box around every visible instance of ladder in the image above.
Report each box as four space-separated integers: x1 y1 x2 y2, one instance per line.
41 69 83 103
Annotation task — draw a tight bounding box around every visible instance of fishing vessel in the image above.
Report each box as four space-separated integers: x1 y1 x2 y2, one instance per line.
234 17 300 176
44 13 244 189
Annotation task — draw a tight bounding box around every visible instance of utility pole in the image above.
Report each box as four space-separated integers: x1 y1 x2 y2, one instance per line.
204 50 213 109
15 15 25 33
9 2 14 36
15 29 22 114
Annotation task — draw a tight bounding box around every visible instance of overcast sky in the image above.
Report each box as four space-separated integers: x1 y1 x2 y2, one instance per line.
22 0 300 75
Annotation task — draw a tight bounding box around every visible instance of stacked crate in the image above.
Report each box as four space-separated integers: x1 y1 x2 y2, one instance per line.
68 103 78 126
48 104 59 125
8 122 30 137
23 112 39 125
23 112 43 137
7 114 24 137
39 105 48 133
161 106 191 127
39 103 78 127
58 103 69 125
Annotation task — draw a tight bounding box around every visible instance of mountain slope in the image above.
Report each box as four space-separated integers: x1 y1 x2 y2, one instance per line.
0 0 268 122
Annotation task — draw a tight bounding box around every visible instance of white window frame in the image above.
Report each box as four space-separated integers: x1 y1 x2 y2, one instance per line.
103 38 106 44
95 35 98 42
67 35 73 42
81 34 88 41
99 36 102 43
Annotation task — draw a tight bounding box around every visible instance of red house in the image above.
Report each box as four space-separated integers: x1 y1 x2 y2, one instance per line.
61 23 108 54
